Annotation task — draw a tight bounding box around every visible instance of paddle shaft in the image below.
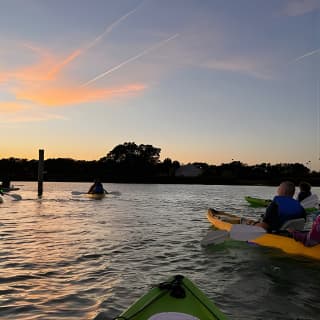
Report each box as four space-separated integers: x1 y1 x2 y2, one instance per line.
72 191 120 196
2 192 22 200
202 224 266 246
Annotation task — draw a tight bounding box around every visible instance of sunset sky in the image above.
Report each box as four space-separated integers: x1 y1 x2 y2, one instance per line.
1 0 320 170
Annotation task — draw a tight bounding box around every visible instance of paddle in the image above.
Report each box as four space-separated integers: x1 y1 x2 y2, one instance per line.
201 224 266 246
201 230 229 246
71 191 121 196
2 192 22 201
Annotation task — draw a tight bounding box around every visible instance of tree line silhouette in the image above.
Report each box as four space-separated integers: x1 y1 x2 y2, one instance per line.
1 142 320 185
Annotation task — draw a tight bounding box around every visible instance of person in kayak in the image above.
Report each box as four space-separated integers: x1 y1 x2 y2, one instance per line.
288 215 320 247
297 181 319 209
0 178 10 189
297 181 312 202
254 181 306 232
88 179 107 194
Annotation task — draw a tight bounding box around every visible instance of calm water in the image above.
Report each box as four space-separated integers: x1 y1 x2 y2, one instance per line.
1 182 320 320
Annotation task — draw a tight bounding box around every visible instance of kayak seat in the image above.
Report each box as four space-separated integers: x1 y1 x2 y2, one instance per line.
280 218 305 231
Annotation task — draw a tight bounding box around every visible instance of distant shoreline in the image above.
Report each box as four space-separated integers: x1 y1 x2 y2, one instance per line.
13 177 320 187
2 154 320 187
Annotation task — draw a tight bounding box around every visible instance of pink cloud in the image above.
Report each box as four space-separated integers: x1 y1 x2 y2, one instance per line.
3 46 80 82
15 83 146 106
46 49 83 79
204 57 272 79
0 112 66 123
0 101 30 113
0 44 147 110
0 7 149 120
283 0 320 16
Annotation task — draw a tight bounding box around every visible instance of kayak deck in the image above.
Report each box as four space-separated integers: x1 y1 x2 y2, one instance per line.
1 186 20 192
117 275 228 320
245 196 271 207
207 208 320 261
85 193 106 200
245 196 318 213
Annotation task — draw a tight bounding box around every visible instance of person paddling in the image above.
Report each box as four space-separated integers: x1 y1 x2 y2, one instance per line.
0 178 10 189
88 179 107 194
253 181 306 232
297 181 319 209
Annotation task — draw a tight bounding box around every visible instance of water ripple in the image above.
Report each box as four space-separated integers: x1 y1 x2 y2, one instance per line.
1 182 320 320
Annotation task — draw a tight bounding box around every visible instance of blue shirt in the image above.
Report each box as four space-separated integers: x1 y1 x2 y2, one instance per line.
263 196 306 232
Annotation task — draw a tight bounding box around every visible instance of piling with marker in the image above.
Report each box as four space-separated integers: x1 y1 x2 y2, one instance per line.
38 149 44 197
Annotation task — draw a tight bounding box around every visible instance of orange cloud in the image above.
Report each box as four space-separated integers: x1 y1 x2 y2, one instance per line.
9 51 79 82
9 6 138 85
0 112 66 123
46 49 82 79
0 101 30 113
0 43 83 84
0 43 147 109
0 74 9 83
0 7 149 113
15 83 146 106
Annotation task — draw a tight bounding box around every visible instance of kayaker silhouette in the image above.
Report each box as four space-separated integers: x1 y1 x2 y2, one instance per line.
88 179 107 194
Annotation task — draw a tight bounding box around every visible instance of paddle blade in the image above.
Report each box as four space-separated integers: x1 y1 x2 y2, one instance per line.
4 193 22 201
108 191 121 196
230 224 265 241
71 191 86 195
201 230 229 246
72 190 120 196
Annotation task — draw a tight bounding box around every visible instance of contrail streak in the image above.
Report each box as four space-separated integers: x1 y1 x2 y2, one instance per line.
293 48 320 62
82 34 179 87
85 8 138 50
47 6 140 78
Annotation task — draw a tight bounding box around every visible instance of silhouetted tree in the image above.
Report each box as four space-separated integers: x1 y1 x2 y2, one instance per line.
100 142 161 178
0 145 318 184
103 142 161 164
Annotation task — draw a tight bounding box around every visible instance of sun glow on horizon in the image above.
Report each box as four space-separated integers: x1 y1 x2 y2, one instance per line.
0 1 318 170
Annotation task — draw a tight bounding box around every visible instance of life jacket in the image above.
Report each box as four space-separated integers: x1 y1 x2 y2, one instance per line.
273 196 305 225
297 191 311 202
93 183 104 194
300 194 319 209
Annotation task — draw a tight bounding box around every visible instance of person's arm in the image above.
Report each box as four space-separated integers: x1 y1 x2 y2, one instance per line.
260 201 279 232
88 185 94 194
254 221 269 230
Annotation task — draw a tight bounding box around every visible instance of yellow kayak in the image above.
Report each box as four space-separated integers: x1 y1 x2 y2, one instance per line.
85 193 106 200
207 208 320 261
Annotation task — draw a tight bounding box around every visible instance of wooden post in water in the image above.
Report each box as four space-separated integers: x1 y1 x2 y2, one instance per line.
38 149 44 197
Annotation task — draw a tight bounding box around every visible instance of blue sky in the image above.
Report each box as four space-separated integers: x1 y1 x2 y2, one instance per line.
1 0 320 170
